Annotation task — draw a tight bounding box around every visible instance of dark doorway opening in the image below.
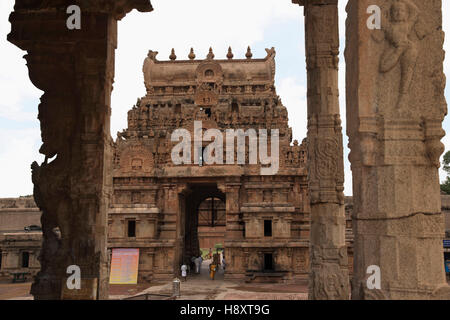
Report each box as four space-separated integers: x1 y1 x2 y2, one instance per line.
264 220 272 237
264 253 273 271
127 219 136 237
22 251 29 268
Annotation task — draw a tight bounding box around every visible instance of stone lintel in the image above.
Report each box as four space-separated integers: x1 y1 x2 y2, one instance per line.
224 241 309 248
244 183 292 189
109 207 159 214
113 185 160 190
240 206 296 213
160 166 244 177
108 242 175 248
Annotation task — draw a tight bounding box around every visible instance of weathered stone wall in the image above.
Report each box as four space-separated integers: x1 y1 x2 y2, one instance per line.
0 197 42 280
198 226 225 249
0 197 41 232
441 195 450 231
0 233 41 281
346 0 450 299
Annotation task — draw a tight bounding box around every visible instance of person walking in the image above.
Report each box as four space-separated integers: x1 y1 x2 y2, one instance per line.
209 263 217 280
194 256 201 274
222 256 226 271
199 254 203 273
181 263 187 282
190 255 196 273
213 251 220 266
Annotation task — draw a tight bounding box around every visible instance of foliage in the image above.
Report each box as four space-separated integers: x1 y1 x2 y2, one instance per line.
441 151 450 194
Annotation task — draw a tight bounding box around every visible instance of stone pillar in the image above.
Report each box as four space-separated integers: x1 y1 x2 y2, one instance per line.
161 184 178 240
293 0 350 300
346 0 450 299
8 0 152 300
1 251 12 270
175 184 189 271
219 182 242 240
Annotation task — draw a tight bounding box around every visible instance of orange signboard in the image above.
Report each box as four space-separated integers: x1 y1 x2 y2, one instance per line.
109 248 140 284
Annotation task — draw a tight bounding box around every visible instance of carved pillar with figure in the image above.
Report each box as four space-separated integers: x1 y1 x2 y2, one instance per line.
8 0 152 299
292 0 350 300
346 0 450 299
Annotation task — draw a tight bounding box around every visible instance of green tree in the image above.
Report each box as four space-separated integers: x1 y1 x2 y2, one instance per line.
440 150 450 194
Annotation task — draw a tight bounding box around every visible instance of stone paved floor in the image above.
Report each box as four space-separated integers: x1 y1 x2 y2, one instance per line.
7 264 447 300
111 259 308 300
0 282 33 300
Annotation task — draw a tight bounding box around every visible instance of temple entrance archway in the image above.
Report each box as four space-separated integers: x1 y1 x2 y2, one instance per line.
183 184 226 269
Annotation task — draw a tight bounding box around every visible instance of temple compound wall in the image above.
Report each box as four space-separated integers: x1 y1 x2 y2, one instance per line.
2 195 449 282
0 197 42 280
109 48 311 283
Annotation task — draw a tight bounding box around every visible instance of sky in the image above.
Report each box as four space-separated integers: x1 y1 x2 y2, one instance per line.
0 0 450 198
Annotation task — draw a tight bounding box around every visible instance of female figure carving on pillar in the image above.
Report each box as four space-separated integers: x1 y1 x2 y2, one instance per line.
375 0 426 109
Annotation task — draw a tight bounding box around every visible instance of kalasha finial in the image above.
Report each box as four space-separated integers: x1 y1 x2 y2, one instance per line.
246 46 253 59
188 48 196 60
227 47 234 60
169 48 177 61
207 47 215 60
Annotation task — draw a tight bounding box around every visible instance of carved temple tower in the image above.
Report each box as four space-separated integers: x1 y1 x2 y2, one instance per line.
108 47 311 282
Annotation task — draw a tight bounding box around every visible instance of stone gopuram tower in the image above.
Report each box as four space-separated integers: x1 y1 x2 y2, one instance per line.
108 47 311 283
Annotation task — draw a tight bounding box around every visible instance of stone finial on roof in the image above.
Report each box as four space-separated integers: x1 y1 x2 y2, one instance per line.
207 47 215 60
169 48 177 61
246 46 253 59
265 47 276 59
227 47 234 60
189 48 196 60
147 50 158 62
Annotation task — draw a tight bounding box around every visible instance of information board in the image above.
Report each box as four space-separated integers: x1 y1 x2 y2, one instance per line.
109 248 140 284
